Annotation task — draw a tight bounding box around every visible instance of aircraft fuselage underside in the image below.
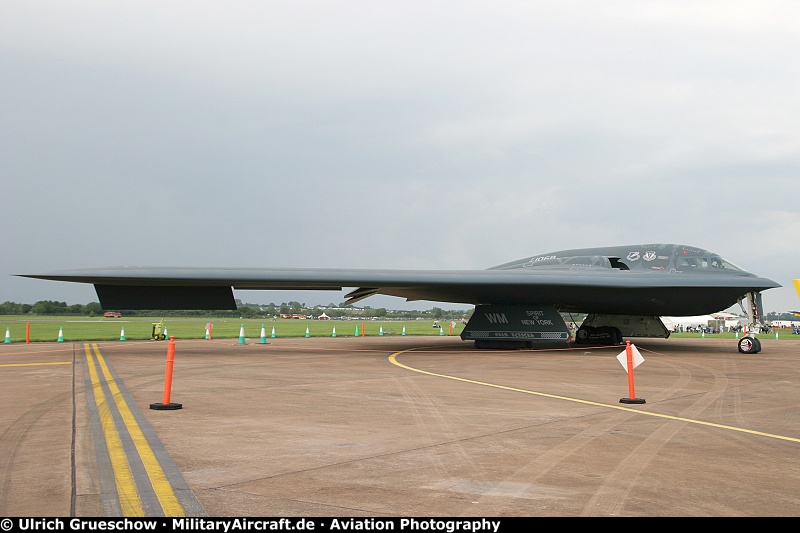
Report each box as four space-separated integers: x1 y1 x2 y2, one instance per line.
462 306 671 349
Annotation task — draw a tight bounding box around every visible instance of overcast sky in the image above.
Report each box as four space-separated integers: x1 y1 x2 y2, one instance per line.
2 1 799 313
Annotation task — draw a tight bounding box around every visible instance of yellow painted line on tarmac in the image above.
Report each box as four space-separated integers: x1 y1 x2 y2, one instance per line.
388 348 800 445
89 344 185 517
0 361 71 367
84 344 144 516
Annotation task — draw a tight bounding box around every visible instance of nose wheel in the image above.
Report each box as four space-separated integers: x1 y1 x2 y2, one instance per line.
738 336 761 354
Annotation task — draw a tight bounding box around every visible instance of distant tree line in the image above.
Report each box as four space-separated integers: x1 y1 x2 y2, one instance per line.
0 300 104 316
766 311 800 321
3 299 795 322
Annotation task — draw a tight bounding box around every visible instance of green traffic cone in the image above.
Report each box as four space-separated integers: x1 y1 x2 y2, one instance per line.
4 327 10 343
305 326 310 338
57 327 64 342
439 325 444 336
332 326 337 337
354 325 359 336
271 326 276 338
401 325 406 336
238 324 246 344
259 325 267 344
379 326 384 336
120 327 126 341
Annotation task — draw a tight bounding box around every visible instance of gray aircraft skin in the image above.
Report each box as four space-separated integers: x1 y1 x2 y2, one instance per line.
20 243 780 353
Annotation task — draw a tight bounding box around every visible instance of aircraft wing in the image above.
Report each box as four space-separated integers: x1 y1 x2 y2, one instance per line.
19 265 780 316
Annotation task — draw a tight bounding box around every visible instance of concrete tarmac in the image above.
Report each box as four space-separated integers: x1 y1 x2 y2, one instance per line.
1 335 799 517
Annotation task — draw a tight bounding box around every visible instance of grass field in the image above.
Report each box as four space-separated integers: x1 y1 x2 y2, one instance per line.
1 315 798 343
0 316 466 342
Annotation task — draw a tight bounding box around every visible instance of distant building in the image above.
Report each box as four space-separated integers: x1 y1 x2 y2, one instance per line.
769 320 799 328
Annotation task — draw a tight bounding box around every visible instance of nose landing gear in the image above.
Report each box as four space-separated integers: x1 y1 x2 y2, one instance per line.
737 292 767 354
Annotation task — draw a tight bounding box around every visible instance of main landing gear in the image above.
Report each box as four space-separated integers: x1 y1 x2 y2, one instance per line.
574 325 622 346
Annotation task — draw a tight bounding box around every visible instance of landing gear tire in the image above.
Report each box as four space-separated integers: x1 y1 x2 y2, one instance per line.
738 336 761 354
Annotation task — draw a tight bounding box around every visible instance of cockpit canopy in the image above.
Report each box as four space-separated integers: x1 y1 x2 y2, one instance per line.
490 244 748 273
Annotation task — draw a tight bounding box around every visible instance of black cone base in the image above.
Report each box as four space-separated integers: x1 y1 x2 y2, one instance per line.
619 398 646 404
150 402 183 410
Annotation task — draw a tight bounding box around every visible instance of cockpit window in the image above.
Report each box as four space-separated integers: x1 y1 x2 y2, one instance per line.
677 255 743 271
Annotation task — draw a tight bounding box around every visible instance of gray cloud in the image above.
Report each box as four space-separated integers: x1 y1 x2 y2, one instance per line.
2 1 798 312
